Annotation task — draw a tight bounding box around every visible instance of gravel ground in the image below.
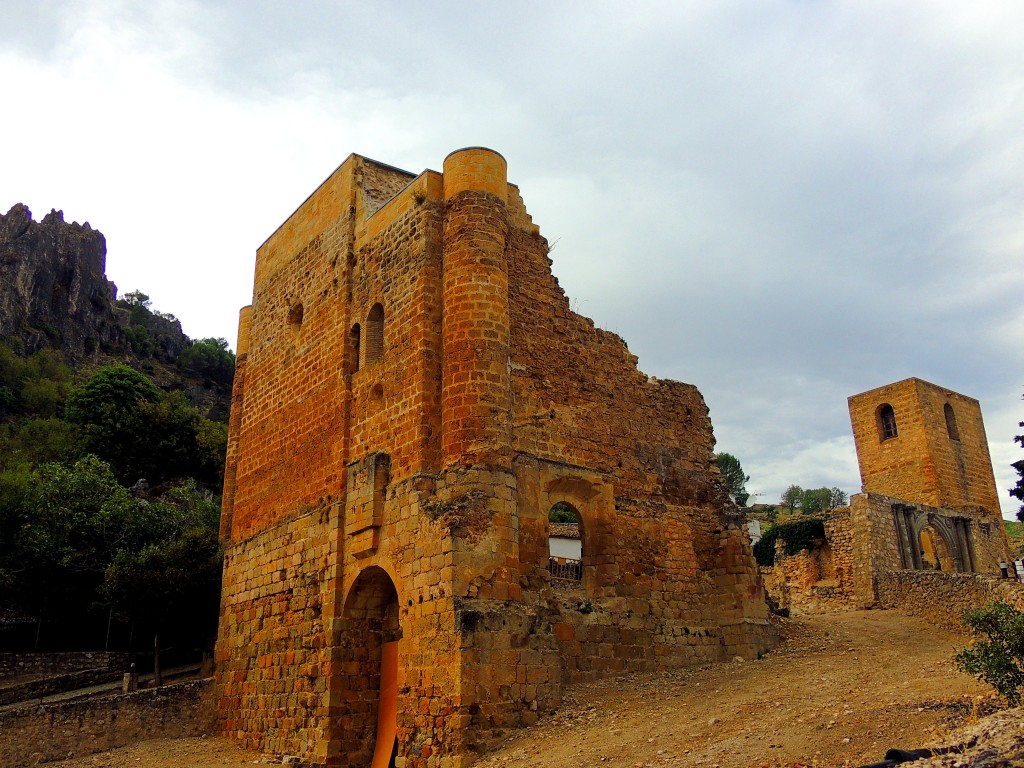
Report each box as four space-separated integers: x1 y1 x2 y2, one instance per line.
43 609 1011 768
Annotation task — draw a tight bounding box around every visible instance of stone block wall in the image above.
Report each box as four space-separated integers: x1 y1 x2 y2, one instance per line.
0 651 128 680
849 378 1001 515
877 570 1024 631
0 666 123 706
0 678 214 768
216 504 335 758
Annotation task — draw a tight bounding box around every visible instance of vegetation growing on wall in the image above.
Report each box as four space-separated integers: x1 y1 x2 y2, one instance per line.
753 517 827 567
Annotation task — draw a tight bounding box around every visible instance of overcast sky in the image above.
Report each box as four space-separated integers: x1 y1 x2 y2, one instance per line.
2 0 1022 516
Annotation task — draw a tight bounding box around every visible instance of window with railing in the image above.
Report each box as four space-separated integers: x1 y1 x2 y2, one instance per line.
547 557 582 582
547 503 583 584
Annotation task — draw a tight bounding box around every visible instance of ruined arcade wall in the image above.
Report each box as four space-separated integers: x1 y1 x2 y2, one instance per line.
503 185 771 675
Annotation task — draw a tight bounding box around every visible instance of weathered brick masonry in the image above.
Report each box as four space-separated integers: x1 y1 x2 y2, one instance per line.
214 148 775 767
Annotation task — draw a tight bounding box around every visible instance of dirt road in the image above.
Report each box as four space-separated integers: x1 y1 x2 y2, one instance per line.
45 609 994 768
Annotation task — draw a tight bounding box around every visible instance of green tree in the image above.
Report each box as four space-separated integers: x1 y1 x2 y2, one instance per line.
0 466 34 597
65 365 161 482
1012 415 1024 522
0 417 83 469
0 456 140 647
714 453 750 506
549 502 578 523
65 365 216 485
0 343 73 421
121 290 151 309
102 482 222 685
176 337 235 391
828 486 849 509
955 602 1024 705
780 485 803 513
195 418 229 484
801 487 833 515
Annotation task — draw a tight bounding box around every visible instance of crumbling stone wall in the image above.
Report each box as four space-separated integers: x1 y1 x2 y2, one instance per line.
760 511 858 614
762 493 1011 613
215 148 775 767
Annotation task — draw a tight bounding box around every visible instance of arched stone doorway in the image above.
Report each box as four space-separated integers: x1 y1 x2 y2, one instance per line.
919 525 955 572
338 566 402 767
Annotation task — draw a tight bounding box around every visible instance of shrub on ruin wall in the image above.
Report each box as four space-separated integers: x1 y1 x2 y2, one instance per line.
753 518 826 567
955 602 1024 706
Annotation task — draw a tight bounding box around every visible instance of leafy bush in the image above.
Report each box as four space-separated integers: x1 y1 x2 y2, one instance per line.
955 602 1024 705
549 502 579 523
176 337 235 391
753 518 826 567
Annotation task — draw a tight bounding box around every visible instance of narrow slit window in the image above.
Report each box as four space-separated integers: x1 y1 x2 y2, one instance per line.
944 403 960 441
350 323 361 372
366 303 384 364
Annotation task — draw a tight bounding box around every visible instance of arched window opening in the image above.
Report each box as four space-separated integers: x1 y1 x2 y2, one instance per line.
944 403 960 441
919 526 955 572
877 403 898 441
366 303 384 365
349 323 361 372
547 502 583 583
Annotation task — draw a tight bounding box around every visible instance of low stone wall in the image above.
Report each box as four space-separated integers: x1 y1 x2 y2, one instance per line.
877 570 1024 631
0 651 128 680
0 666 122 705
0 678 214 768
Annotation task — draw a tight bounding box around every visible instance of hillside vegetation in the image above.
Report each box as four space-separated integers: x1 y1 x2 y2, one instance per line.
0 204 235 672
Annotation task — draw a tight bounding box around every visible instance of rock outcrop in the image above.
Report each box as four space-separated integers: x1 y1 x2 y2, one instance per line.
0 203 125 360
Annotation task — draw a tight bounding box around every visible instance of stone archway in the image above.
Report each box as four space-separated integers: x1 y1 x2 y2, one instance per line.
891 505 976 574
338 566 402 767
919 525 955 572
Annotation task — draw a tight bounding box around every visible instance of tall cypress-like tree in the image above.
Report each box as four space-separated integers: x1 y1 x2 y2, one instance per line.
1013 418 1024 522
714 453 751 506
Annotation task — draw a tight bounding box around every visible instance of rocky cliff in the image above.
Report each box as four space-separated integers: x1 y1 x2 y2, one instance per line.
0 203 124 359
0 204 187 362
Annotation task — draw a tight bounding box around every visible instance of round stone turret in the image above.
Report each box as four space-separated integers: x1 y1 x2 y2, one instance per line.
440 148 512 467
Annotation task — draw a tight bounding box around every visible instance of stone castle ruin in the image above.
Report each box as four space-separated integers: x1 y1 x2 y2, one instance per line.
214 148 774 767
762 377 1010 614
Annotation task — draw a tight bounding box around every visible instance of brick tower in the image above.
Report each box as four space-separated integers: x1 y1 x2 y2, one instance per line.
849 377 1001 513
215 148 775 767
847 377 1008 581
